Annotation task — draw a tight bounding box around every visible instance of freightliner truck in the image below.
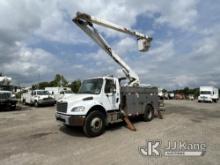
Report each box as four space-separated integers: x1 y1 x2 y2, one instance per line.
55 12 161 137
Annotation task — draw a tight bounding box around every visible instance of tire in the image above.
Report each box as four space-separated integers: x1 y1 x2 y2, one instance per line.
143 105 154 122
83 111 106 137
10 105 16 110
34 101 39 107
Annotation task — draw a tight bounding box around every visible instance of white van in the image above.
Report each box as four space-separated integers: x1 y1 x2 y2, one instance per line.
198 86 219 103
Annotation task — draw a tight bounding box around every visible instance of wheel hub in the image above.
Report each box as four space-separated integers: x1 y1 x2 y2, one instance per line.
90 117 102 132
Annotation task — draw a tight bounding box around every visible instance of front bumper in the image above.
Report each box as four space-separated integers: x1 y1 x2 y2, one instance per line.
38 99 56 105
0 99 17 107
55 112 85 126
198 97 212 102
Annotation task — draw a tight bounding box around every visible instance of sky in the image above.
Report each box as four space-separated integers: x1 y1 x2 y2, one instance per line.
0 0 220 90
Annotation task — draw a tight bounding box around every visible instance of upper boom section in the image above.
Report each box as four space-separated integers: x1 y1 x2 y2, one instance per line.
75 12 152 40
73 12 152 86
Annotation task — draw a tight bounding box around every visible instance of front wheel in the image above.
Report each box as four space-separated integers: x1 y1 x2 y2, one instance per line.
34 101 39 107
143 105 154 122
10 105 16 110
22 99 26 105
83 111 106 137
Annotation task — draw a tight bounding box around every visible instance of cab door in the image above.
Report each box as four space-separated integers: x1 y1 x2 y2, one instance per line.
103 78 120 110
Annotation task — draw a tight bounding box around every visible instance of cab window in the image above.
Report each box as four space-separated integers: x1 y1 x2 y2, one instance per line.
105 79 115 93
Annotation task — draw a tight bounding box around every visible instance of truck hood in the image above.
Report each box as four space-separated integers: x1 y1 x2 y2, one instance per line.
59 94 94 103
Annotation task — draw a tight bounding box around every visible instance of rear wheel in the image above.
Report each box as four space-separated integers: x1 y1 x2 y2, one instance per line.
143 105 154 122
83 111 106 137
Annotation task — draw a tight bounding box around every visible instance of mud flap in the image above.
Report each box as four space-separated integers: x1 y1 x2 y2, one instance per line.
156 109 163 119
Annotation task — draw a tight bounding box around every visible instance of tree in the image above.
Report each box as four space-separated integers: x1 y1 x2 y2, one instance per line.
183 87 189 95
69 80 81 93
32 74 69 89
38 82 50 89
49 74 68 87
32 84 38 90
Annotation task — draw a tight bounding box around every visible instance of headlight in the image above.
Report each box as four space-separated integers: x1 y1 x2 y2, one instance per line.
71 106 85 112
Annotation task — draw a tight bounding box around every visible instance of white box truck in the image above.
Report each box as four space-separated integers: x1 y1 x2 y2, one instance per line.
198 86 219 103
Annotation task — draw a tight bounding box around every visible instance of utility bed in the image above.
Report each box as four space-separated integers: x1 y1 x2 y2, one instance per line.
120 86 159 115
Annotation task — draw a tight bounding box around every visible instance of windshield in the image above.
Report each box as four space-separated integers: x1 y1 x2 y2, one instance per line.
78 79 103 94
37 91 50 95
200 91 211 95
0 85 13 91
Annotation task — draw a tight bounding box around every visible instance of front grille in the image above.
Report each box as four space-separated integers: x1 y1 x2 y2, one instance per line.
0 93 11 100
56 102 67 113
43 97 53 100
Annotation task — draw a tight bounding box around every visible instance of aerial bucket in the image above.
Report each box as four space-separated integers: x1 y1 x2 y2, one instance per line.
138 38 151 52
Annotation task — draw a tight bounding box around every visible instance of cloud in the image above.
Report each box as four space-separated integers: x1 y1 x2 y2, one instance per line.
154 0 198 30
148 40 175 61
1 45 62 84
171 75 198 88
0 0 220 89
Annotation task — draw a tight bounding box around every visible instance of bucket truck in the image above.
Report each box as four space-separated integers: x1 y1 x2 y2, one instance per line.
55 12 161 137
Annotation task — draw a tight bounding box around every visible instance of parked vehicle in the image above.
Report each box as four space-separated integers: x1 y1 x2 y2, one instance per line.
21 90 56 107
45 87 71 95
168 92 175 99
158 88 164 98
0 75 17 110
0 90 17 110
175 93 186 100
188 94 194 101
56 77 159 137
55 12 161 137
198 86 219 103
45 87 74 101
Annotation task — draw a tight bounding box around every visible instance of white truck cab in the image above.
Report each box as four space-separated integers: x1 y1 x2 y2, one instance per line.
198 86 219 103
66 77 120 115
22 90 56 107
57 77 120 115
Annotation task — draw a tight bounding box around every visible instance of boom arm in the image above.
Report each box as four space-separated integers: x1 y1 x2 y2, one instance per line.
73 12 152 86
